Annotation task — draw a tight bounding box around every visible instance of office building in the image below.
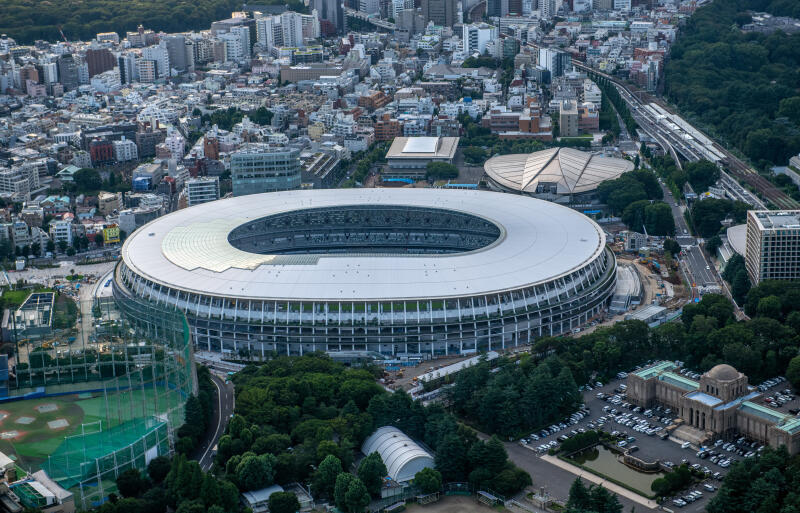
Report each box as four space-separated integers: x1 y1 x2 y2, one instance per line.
313 0 344 34
57 54 80 91
463 23 497 55
163 35 188 74
230 144 302 197
745 210 800 285
85 47 116 77
360 0 380 14
421 0 458 27
487 0 509 17
559 99 579 137
186 176 220 206
613 0 631 10
629 362 800 454
538 47 571 77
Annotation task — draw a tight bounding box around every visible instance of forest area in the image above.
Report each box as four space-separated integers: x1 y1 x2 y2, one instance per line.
0 0 299 44
664 0 800 168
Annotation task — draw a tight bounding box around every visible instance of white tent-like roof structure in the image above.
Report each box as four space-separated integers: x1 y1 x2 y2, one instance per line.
361 426 434 483
484 147 634 196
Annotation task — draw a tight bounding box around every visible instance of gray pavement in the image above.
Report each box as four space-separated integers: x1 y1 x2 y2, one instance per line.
684 246 717 288
508 377 737 512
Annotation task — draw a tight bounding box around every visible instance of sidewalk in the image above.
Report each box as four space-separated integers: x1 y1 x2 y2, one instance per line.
540 455 660 511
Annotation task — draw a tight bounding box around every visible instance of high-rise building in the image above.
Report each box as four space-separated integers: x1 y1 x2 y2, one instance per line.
359 0 380 14
185 176 220 207
118 53 138 84
230 144 302 197
508 0 523 14
539 0 555 17
142 44 169 79
487 0 509 17
559 100 579 137
538 47 571 77
313 0 344 35
421 0 457 27
85 47 116 77
57 54 80 91
745 210 800 285
463 23 497 55
219 26 251 62
163 35 188 74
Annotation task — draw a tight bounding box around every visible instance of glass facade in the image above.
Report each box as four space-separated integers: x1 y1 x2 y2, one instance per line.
231 144 302 197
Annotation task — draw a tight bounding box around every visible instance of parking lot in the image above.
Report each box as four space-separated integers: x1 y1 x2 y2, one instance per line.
517 370 794 512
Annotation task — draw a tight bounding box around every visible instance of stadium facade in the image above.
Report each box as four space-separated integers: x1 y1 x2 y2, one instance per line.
483 147 634 203
114 189 616 356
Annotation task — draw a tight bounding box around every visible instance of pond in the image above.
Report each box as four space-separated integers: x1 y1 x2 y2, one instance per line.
568 445 666 495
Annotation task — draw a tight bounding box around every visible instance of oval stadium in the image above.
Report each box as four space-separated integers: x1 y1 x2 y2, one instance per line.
114 189 616 356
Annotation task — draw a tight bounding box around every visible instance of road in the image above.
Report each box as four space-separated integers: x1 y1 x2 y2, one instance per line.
684 246 717 289
198 371 235 471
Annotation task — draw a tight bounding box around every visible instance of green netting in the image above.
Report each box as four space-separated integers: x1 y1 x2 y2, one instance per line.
4 286 196 509
44 417 169 490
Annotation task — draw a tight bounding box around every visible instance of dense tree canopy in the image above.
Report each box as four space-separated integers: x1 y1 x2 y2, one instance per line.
665 0 800 167
0 0 309 44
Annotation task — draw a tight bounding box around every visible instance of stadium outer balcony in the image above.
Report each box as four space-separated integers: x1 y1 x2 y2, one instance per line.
112 246 615 357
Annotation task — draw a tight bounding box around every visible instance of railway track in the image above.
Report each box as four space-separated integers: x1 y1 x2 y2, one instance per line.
574 61 800 210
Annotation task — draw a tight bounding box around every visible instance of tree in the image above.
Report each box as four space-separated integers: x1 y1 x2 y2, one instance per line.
57 240 67 253
116 468 146 498
312 454 342 499
236 453 276 491
334 473 356 510
757 295 782 320
74 168 103 192
46 240 55 253
66 246 76 256
147 456 171 484
685 160 720 193
664 238 681 257
30 242 40 256
414 468 442 494
268 491 301 513
344 478 371 513
425 162 459 180
705 235 722 255
357 452 387 497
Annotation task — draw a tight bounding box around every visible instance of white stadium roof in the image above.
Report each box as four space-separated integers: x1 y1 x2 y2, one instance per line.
483 147 634 195
121 189 605 301
361 426 434 483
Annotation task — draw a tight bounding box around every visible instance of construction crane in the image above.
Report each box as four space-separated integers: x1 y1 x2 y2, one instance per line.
58 26 69 44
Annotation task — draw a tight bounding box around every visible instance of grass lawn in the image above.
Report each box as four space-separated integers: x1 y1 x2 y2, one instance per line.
1 288 53 307
0 388 163 466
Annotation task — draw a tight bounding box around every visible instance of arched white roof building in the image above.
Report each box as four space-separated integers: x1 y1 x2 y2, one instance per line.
484 147 634 197
361 426 434 483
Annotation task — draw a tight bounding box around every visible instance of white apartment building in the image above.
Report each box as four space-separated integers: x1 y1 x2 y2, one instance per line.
0 164 40 200
185 176 220 207
463 23 497 56
164 130 186 160
613 0 631 11
113 137 139 162
49 219 73 246
583 79 602 106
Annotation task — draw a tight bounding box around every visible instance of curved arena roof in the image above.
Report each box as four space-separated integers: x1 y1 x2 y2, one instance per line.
121 189 606 301
483 147 634 195
361 426 434 483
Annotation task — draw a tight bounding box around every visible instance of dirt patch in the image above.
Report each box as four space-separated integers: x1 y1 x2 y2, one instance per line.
14 417 34 425
0 431 21 439
404 496 492 513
